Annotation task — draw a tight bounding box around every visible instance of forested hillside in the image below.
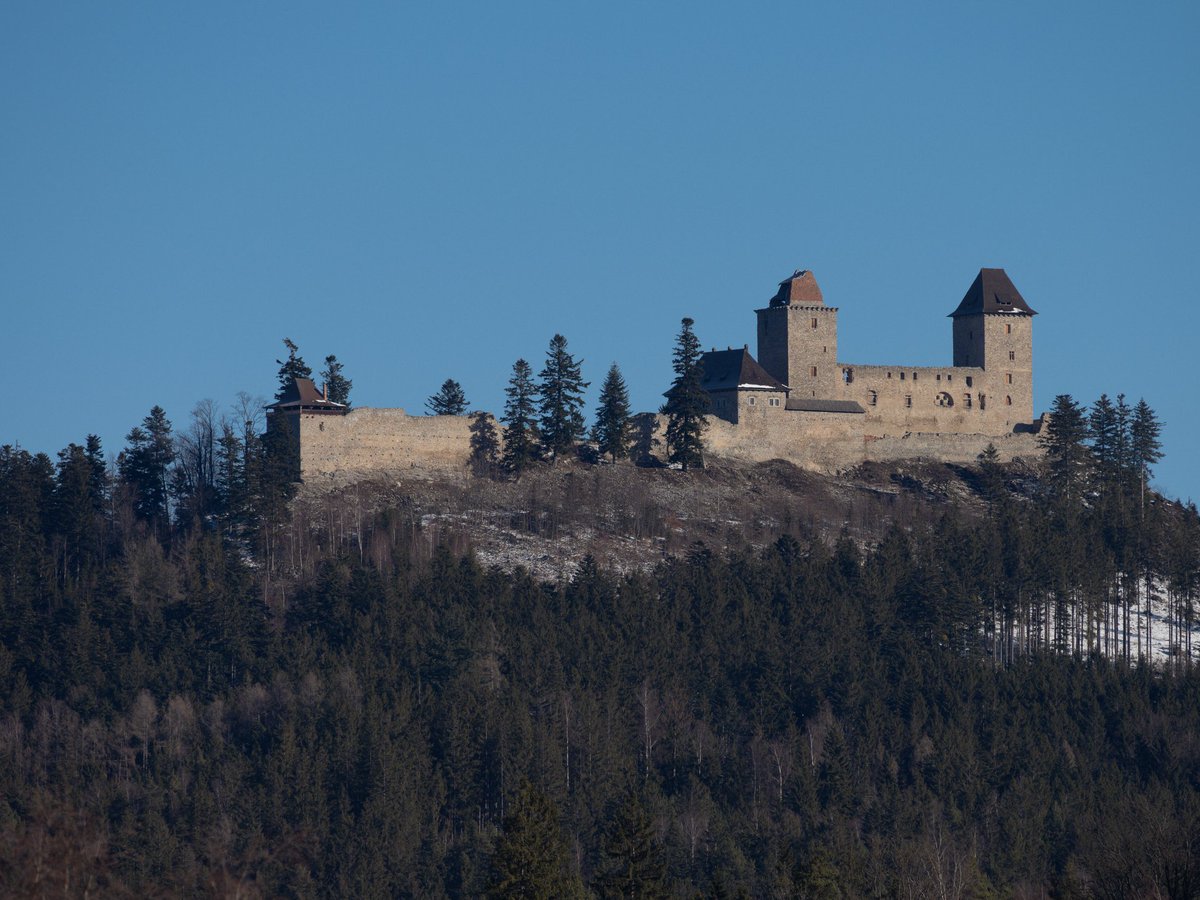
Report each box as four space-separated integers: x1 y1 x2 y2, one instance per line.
2 391 1200 897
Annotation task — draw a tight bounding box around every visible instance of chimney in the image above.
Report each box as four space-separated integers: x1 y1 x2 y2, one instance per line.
322 382 327 401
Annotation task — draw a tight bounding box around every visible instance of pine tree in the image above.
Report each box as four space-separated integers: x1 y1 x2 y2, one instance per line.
486 780 585 900
1130 398 1163 486
118 406 176 536
1088 393 1119 488
275 338 312 401
215 422 246 530
663 317 707 471
977 443 1005 506
426 379 469 416
502 360 540 474
594 795 669 899
469 411 501 477
321 355 352 407
1039 394 1089 504
537 334 589 459
84 434 108 512
593 363 632 463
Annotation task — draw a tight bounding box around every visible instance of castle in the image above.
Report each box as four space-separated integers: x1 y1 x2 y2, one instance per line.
701 267 1036 434
269 266 1044 482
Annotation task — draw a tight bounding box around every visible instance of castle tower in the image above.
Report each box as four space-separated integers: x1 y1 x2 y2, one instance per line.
755 270 840 398
949 268 1036 422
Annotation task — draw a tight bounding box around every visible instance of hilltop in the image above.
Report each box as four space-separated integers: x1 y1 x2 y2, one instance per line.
291 454 1031 580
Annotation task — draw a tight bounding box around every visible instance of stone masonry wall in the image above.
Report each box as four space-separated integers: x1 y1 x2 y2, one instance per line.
836 363 1027 435
702 409 1041 472
297 408 473 482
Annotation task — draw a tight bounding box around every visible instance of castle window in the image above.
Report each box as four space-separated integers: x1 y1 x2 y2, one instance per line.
811 317 818 329
810 366 817 377
964 394 972 409
747 396 756 406
947 374 952 382
842 367 853 384
912 372 918 381
1009 350 1015 361
868 390 877 406
904 395 912 408
936 392 953 407
900 372 905 380
1006 373 1013 384
966 376 973 388
936 373 941 381
1006 395 1012 406
887 372 892 379
823 346 827 353
979 394 986 410
769 397 781 407
1006 323 1012 334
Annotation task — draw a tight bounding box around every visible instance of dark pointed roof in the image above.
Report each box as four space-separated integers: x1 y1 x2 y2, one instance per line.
768 269 825 307
266 377 347 413
699 347 787 393
949 268 1037 317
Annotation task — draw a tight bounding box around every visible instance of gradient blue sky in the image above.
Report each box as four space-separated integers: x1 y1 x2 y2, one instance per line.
3 3 1198 498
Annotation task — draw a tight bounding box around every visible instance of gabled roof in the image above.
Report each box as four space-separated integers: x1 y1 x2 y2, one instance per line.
699 347 787 393
949 268 1037 317
267 377 347 412
768 269 825 307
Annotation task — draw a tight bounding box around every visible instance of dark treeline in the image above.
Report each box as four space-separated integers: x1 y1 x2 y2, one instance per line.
2 390 1200 896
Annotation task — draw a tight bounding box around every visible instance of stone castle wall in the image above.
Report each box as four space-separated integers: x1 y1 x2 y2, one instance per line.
294 408 473 482
288 404 1043 483
701 410 1041 471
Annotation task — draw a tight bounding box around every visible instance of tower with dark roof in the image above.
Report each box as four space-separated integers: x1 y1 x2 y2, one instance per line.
949 268 1036 421
755 270 841 398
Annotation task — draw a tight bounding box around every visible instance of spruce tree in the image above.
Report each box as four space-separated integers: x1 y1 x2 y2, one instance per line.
1088 393 1119 487
469 411 501 477
663 317 707 471
593 363 632 463
537 334 589 459
118 406 176 535
486 780 585 900
426 379 469 416
1039 394 1089 504
275 338 312 401
502 359 540 474
594 795 669 900
321 355 353 407
1130 398 1164 497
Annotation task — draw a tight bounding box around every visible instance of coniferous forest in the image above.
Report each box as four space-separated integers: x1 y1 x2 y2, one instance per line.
4 388 1200 897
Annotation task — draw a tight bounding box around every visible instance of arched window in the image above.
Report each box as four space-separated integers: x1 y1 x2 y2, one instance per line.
1005 395 1012 406
868 390 877 406
936 392 953 407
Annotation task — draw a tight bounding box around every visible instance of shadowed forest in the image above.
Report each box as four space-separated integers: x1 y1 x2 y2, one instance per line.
2 389 1200 897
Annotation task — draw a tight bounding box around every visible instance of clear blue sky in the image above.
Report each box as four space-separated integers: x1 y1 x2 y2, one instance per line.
3 3 1198 498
